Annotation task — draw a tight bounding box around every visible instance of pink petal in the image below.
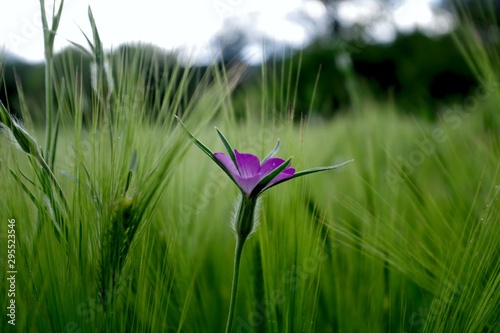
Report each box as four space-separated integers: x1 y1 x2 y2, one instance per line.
214 152 239 178
233 174 262 195
216 149 295 196
266 167 295 188
234 150 261 178
259 157 286 175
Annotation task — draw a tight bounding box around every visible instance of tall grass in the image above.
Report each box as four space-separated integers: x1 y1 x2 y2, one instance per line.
1 1 500 332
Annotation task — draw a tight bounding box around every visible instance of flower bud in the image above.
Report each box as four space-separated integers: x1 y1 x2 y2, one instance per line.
232 194 261 242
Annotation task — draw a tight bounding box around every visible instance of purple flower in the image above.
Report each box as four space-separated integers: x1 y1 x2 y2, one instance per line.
176 117 353 199
176 117 353 333
214 149 295 196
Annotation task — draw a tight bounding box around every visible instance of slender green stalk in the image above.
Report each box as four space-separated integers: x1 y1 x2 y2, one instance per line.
36 150 69 213
40 0 52 156
225 195 258 333
43 45 54 157
225 236 246 333
39 0 64 163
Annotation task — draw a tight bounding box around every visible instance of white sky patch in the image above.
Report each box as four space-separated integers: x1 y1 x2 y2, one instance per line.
368 21 397 44
394 0 434 32
303 0 328 21
336 0 385 27
335 0 455 42
256 17 309 47
394 0 455 36
0 0 453 63
0 0 328 63
90 1 220 47
241 44 266 65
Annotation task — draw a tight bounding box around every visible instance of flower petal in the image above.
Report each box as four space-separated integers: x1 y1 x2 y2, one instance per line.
234 174 262 196
259 157 286 176
259 158 295 190
251 157 293 196
214 152 240 178
266 167 295 188
235 150 261 178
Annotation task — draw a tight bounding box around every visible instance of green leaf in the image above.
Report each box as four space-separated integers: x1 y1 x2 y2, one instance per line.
176 116 215 160
49 111 61 168
262 139 280 163
124 150 137 192
18 168 37 188
215 127 239 172
82 163 102 210
9 169 39 207
251 157 293 197
130 149 138 171
125 170 133 193
88 6 103 64
66 39 93 57
79 24 95 53
39 0 50 44
0 99 14 128
50 0 65 38
1 100 39 155
263 159 354 193
290 160 354 179
175 116 240 188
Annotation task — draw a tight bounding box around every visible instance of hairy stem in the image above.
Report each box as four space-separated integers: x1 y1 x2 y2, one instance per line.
225 236 246 333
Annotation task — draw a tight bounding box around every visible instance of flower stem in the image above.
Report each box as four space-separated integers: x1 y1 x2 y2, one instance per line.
225 236 246 333
225 195 258 332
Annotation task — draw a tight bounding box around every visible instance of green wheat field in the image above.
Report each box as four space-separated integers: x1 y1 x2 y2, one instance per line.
1 1 499 332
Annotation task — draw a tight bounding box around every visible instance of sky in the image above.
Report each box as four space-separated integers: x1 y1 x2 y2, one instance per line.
0 0 452 64
335 0 453 43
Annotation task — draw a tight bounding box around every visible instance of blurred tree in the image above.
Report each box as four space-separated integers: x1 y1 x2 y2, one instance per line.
351 32 476 116
231 30 476 119
1 56 45 122
212 23 248 64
